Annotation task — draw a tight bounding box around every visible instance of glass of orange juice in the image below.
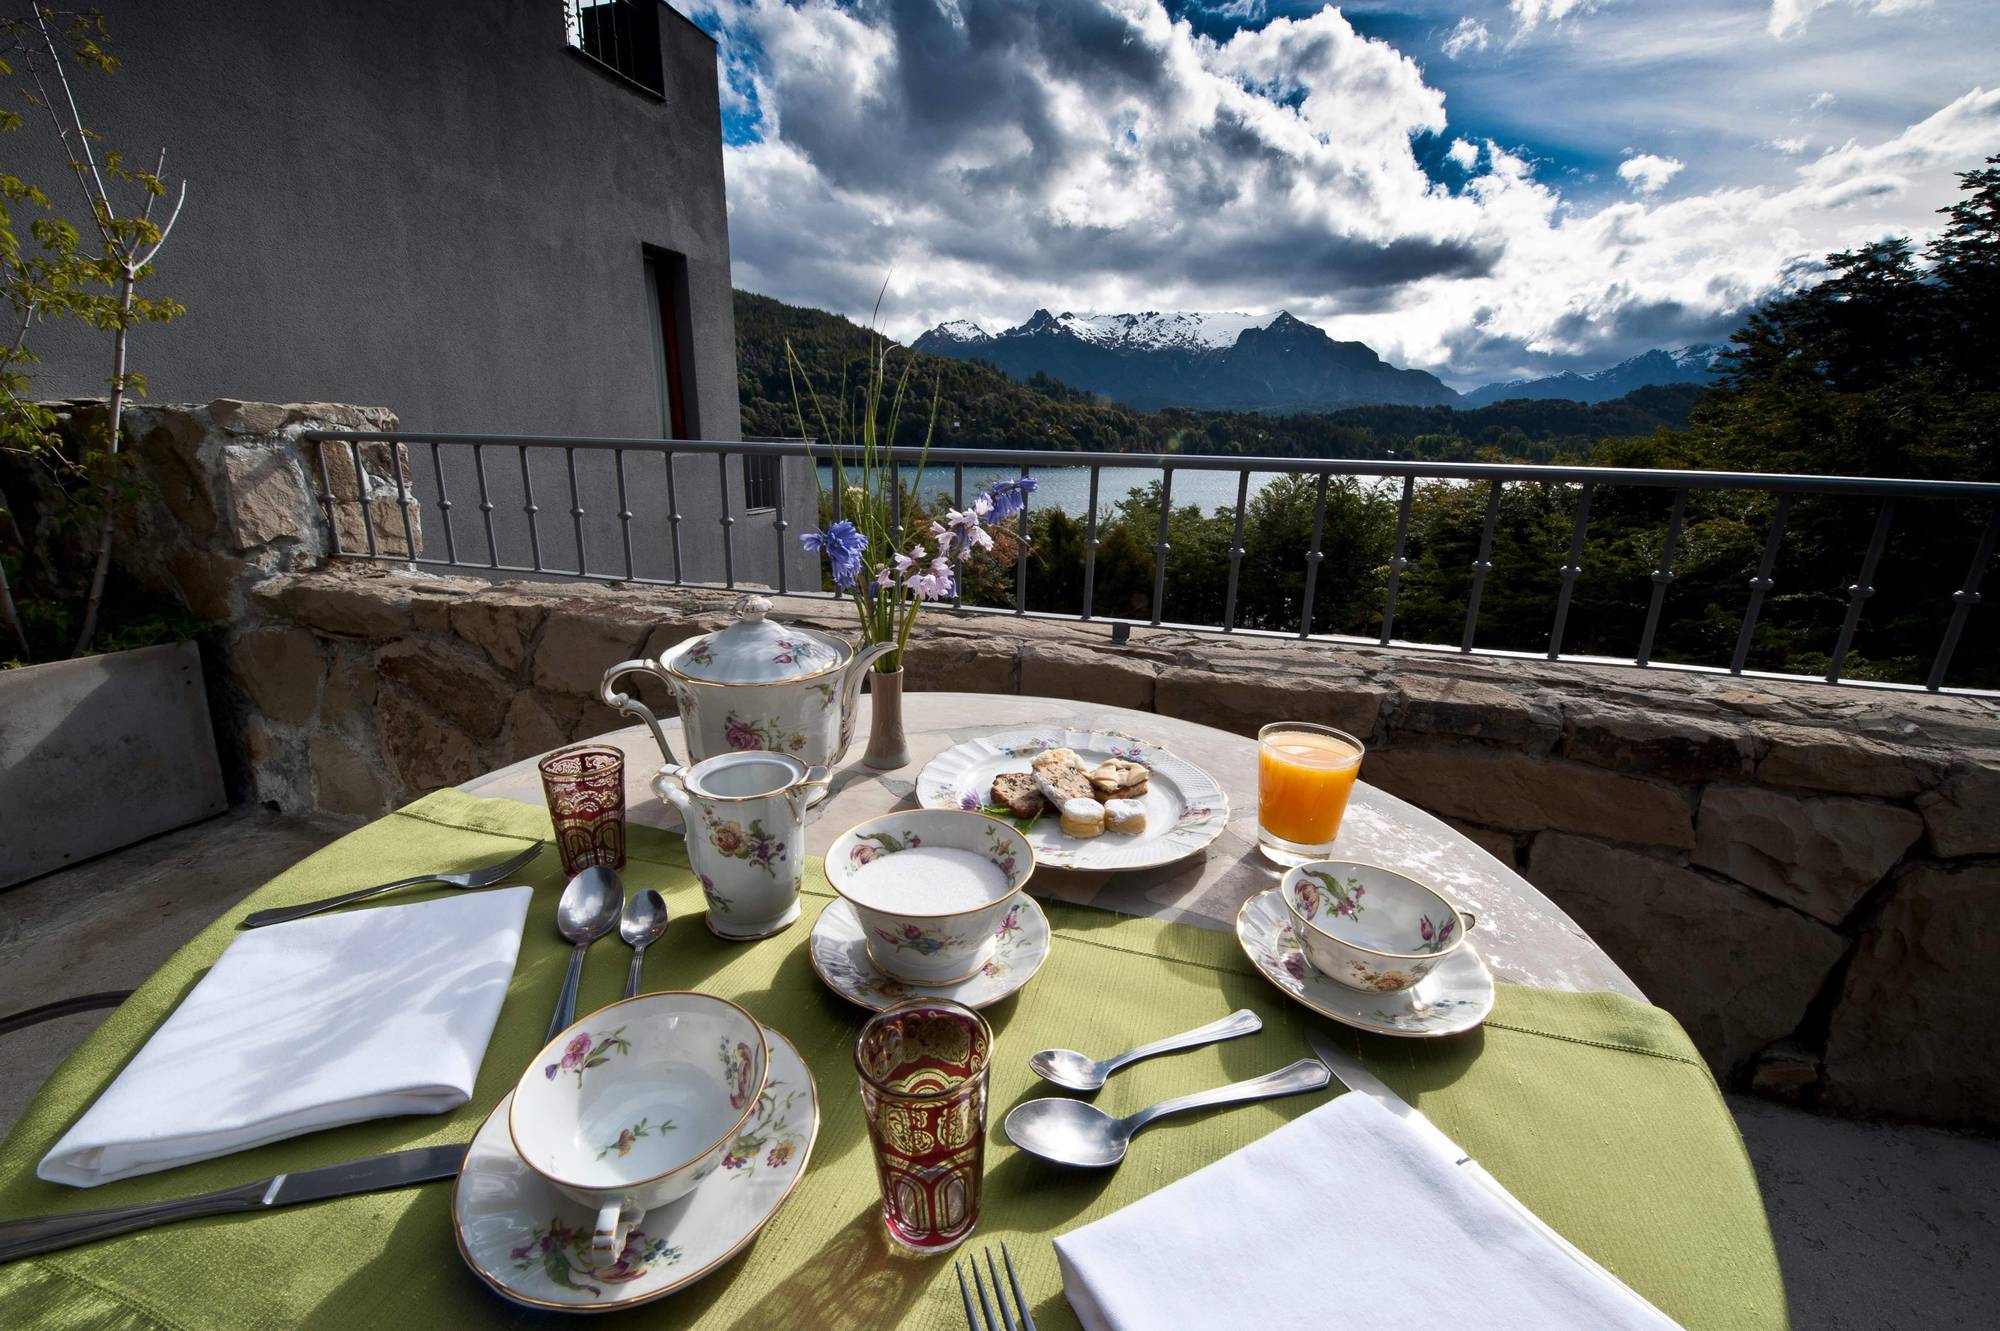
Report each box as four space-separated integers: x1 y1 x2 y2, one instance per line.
1257 723 1364 866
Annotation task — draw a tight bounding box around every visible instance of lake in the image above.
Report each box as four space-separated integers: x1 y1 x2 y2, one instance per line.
813 461 1291 519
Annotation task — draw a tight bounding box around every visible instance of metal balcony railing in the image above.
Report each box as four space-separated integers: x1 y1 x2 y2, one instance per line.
303 430 2000 696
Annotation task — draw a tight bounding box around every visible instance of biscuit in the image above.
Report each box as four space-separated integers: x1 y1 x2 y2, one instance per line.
1060 797 1106 838
989 772 1046 819
1103 798 1147 835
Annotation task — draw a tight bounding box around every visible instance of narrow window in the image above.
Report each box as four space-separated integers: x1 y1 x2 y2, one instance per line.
564 1 665 96
644 252 695 439
743 454 779 511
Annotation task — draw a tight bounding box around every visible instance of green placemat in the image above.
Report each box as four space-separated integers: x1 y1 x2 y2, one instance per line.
0 790 1787 1330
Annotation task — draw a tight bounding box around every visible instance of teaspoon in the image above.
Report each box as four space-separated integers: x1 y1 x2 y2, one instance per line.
547 866 624 1041
1005 1059 1331 1168
619 890 669 998
1028 1009 1262 1092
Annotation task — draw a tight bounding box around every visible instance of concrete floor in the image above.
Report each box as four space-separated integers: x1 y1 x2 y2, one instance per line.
2 813 1995 1328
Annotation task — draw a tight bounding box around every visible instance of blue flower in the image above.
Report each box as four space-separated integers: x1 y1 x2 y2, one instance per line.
801 519 868 589
983 476 1039 522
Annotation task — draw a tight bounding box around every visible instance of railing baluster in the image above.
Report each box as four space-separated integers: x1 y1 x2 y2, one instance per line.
1730 492 1792 675
473 443 497 569
1826 500 1896 683
565 445 588 576
518 446 544 572
1150 466 1173 626
1635 488 1687 667
1014 463 1030 616
1379 476 1414 645
390 442 417 561
1927 508 2000 691
1222 470 1250 633
1081 465 1102 621
772 452 789 595
717 454 735 588
1461 479 1504 651
614 449 634 580
1546 482 1595 660
1298 472 1330 638
430 442 458 565
951 463 966 609
664 449 683 584
348 440 380 559
314 442 342 555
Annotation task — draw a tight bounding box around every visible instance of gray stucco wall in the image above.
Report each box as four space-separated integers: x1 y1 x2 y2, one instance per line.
11 0 736 441
9 0 814 588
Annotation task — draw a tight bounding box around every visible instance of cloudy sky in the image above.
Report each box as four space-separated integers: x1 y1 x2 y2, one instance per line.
674 0 1999 389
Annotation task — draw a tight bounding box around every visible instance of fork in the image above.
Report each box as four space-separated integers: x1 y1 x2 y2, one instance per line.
239 843 545 928
956 1241 1038 1331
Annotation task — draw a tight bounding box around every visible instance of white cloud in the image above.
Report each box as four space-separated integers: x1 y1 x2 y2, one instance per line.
1510 0 1602 32
700 0 2000 384
1767 136 1810 154
1441 17 1491 58
1769 0 1934 41
1617 153 1687 193
1806 91 1837 112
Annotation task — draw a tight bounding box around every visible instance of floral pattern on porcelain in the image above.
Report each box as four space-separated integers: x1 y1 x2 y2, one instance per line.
723 710 808 754
1294 870 1366 923
511 1214 682 1295
1418 912 1458 954
597 1116 674 1161
701 807 788 878
718 1079 806 1180
722 1039 757 1110
544 1027 630 1088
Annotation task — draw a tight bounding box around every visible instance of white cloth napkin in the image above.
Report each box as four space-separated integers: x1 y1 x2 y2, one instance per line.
39 887 532 1188
1054 1092 1682 1330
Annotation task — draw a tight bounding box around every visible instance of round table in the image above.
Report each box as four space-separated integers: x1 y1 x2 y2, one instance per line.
464 692 1640 999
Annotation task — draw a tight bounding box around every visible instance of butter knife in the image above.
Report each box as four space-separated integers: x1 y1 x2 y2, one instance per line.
1304 1030 1683 1328
0 1144 465 1264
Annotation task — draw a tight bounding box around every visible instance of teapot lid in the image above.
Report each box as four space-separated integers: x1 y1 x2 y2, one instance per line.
667 595 847 685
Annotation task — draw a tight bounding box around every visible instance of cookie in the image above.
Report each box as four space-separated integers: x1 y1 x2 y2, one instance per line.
1032 749 1096 804
1103 798 1147 835
1089 758 1150 797
989 772 1046 819
1060 797 1106 838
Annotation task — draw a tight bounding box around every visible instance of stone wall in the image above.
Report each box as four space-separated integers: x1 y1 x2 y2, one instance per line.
79 402 2000 1132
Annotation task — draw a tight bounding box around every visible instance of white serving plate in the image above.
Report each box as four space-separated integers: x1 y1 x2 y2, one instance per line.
1236 887 1494 1038
916 728 1228 871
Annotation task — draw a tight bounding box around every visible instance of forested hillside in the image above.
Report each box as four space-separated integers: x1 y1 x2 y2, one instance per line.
734 290 1701 463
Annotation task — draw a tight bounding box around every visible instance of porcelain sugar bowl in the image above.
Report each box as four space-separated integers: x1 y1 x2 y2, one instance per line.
600 595 893 783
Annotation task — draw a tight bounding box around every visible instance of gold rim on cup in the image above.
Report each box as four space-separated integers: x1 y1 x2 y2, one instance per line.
824 810 1037 921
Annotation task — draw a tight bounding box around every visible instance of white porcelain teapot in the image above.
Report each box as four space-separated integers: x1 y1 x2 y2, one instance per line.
599 595 894 781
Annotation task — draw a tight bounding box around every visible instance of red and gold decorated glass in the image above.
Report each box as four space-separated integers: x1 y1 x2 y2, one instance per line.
854 998 992 1254
538 744 627 875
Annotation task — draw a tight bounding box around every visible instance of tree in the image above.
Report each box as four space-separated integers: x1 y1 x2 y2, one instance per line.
0 6 185 660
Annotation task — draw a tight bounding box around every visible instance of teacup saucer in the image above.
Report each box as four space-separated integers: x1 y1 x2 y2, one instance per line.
1236 887 1494 1038
453 1023 818 1313
808 895 1051 1011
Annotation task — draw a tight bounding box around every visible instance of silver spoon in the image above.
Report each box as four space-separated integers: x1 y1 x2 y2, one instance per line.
546 866 624 1041
1028 1009 1263 1092
1004 1058 1330 1168
619 890 669 999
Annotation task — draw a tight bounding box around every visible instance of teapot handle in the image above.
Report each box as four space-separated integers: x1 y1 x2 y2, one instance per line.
599 660 682 769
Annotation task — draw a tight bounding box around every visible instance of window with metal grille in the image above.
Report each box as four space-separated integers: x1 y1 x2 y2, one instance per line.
563 0 664 98
743 455 780 512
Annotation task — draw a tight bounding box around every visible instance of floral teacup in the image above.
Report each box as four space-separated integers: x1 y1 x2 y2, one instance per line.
825 810 1035 985
510 992 769 1266
657 751 829 939
1279 860 1477 993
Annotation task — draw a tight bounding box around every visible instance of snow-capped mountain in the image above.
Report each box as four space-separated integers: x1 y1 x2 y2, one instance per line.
1461 345 1725 408
913 309 1458 411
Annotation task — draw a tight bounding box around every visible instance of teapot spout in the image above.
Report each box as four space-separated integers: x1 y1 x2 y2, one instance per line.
837 642 899 752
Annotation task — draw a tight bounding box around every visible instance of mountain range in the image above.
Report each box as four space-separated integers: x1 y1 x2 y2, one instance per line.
1459 345 1726 408
914 309 1459 412
914 308 1725 414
